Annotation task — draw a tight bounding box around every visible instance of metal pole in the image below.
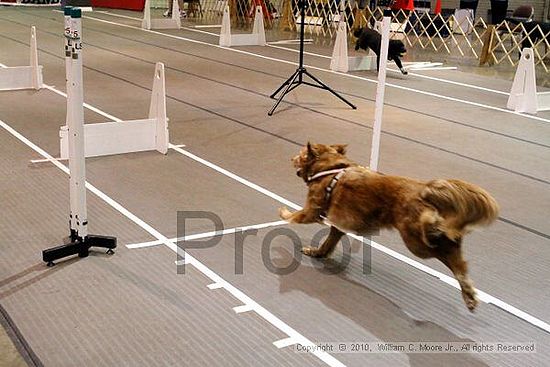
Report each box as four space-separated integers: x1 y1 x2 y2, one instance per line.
298 0 306 82
68 8 88 240
64 6 78 239
369 16 390 172
42 7 116 266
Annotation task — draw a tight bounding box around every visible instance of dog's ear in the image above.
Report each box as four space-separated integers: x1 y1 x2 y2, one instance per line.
306 142 318 159
331 144 348 155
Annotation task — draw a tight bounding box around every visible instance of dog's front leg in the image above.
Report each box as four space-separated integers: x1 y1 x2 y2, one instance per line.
392 56 408 75
302 226 344 258
279 206 319 224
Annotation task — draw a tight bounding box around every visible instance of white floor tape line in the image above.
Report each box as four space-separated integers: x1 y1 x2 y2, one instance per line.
126 219 287 249
0 117 346 367
61 12 550 124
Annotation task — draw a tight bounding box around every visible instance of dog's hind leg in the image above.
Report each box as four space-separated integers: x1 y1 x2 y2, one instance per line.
435 241 478 312
401 225 478 311
302 226 344 258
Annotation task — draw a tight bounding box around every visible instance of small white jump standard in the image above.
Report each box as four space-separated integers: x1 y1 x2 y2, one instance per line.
219 5 266 47
142 0 181 30
330 16 376 73
0 26 43 91
507 48 550 115
42 7 116 266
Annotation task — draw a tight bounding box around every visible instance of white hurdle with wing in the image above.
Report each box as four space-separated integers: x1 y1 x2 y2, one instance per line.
0 26 43 91
507 48 550 115
330 15 376 73
59 62 169 159
59 7 169 159
219 5 266 47
142 0 181 30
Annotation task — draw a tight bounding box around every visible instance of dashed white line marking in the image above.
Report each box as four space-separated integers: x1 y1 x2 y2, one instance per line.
126 220 287 249
273 337 298 349
207 283 224 290
233 304 254 314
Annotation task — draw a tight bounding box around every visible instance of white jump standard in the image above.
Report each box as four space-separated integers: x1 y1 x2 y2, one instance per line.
330 11 376 73
142 0 181 30
42 7 116 267
507 48 550 115
58 61 169 158
0 26 43 91
219 5 266 47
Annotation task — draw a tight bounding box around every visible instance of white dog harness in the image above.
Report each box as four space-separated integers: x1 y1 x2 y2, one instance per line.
308 168 348 218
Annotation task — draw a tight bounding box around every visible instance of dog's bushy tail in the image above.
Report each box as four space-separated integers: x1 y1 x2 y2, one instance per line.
420 179 499 240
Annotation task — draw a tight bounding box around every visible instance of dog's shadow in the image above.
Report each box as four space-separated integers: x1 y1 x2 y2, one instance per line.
272 246 490 367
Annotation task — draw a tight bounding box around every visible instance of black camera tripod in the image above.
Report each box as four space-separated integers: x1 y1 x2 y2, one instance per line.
268 0 357 115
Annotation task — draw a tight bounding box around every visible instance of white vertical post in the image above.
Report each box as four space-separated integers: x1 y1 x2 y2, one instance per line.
149 62 169 154
67 8 88 239
64 8 72 122
64 7 78 236
172 0 182 28
252 6 266 45
330 16 348 72
219 5 231 47
30 26 42 90
369 16 390 172
142 0 152 29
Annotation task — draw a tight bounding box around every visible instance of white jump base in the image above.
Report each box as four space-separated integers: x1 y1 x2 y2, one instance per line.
330 20 376 73
219 5 266 47
142 0 181 30
60 62 169 159
507 48 550 115
0 26 43 91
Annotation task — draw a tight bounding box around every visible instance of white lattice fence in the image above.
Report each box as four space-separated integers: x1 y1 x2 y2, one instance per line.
487 21 550 72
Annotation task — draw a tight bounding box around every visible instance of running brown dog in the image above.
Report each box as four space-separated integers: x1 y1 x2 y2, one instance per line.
279 143 499 311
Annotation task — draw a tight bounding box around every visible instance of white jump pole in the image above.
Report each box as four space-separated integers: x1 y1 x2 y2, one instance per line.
42 7 116 266
67 8 88 240
30 26 41 90
369 16 390 172
64 6 78 238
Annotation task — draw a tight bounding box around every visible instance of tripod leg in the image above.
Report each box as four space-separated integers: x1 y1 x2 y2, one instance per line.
268 70 301 116
270 69 300 99
303 69 357 109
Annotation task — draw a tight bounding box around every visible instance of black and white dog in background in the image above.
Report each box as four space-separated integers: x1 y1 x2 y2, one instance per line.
354 27 408 75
